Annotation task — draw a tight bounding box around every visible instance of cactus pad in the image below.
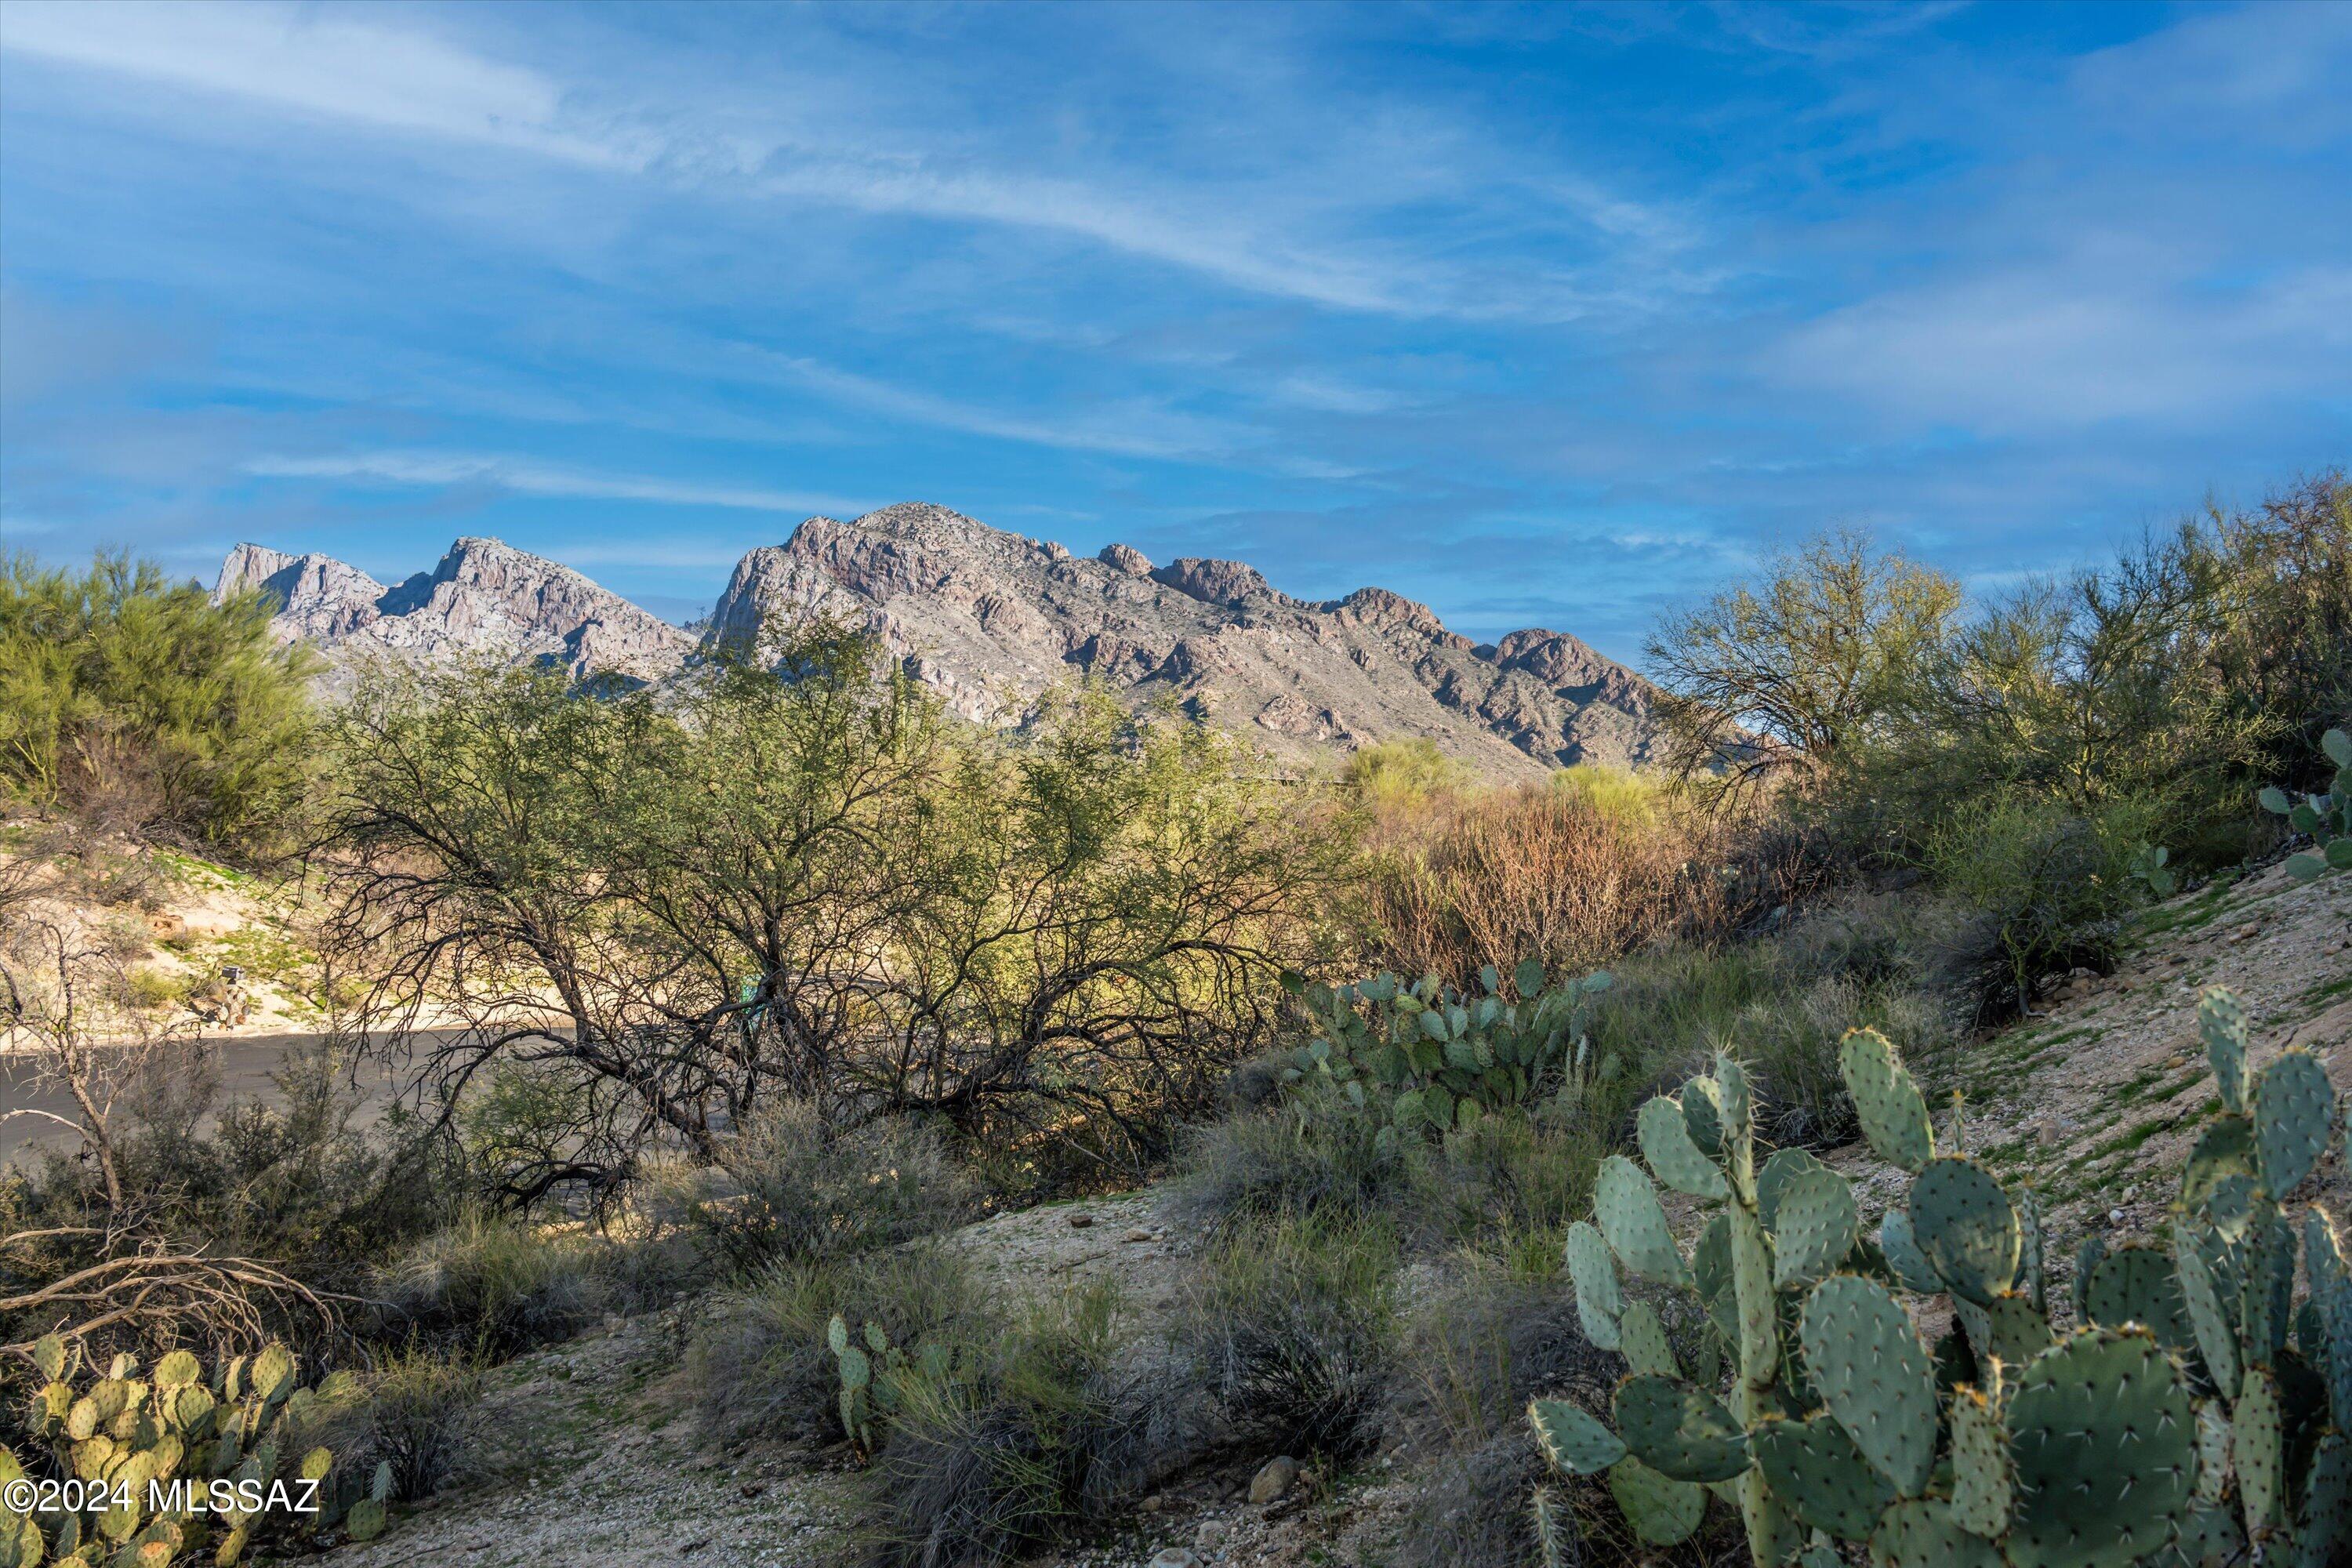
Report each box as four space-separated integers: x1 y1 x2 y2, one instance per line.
1878 1210 1943 1295
1910 1157 2019 1305
1949 1385 2013 1537
2180 1114 2257 1214
1693 1213 1737 1343
1798 1273 1937 1497
1973 1290 2054 1367
1595 1156 1692 1287
2234 1363 2282 1533
1527 1398 1625 1475
1751 1411 1893 1540
2005 1327 2198 1568
2081 1243 2193 1352
1839 1027 1934 1172
2200 987 2251 1113
1619 1301 1679 1379
1606 1455 1705 1546
1638 1094 1728 1200
1614 1374 1751 1483
1757 1146 1828 1236
1681 1075 1726 1158
2253 1050 2334 1197
2192 1399 2230 1506
1771 1166 1860 1291
1564 1221 1624 1351
2291 1426 2349 1568
2172 1221 2241 1396
1869 1498 2004 1568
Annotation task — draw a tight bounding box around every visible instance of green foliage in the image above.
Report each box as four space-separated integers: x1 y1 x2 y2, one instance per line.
2259 726 2352 882
1923 792 2161 1007
1275 960 1613 1142
687 1100 976 1276
320 630 1343 1201
1545 764 1661 829
686 1243 990 1451
1339 737 1472 811
1530 987 2352 1566
0 1336 381 1564
856 1282 1192 1568
1643 526 1965 798
0 553 315 846
1182 1210 1400 1460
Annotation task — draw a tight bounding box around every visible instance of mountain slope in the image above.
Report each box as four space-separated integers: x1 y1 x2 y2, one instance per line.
214 537 693 684
703 503 1657 775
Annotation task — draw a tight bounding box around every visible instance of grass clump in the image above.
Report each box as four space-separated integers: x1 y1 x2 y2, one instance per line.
688 1098 979 1274
1182 1210 1400 1461
1170 1083 1406 1232
687 1243 993 1450
863 1282 1202 1568
371 1213 613 1356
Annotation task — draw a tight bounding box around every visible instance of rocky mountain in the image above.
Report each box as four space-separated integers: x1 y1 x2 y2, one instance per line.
213 537 693 685
216 506 1657 774
703 503 1656 775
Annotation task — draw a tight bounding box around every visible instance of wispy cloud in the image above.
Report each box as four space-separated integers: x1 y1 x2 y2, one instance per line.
750 352 1242 460
245 452 871 517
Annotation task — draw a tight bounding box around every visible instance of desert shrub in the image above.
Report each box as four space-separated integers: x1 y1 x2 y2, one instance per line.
1548 763 1662 827
1399 1109 1601 1266
1360 781 1743 985
1340 736 1472 812
0 551 316 846
1168 1084 1406 1232
319 635 1345 1207
1582 892 1974 1148
371 1213 610 1356
355 1344 486 1501
862 1282 1203 1568
1182 1210 1399 1461
1390 1268 1621 1457
1923 793 2160 1010
688 1101 978 1275
687 1242 993 1449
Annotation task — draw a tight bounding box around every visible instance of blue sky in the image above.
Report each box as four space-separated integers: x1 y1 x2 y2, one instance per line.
2 1 2345 657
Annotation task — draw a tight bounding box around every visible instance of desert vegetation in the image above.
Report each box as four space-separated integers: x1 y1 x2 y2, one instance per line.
0 472 2347 1566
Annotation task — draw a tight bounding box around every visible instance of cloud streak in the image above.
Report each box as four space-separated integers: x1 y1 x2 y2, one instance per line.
245 452 872 517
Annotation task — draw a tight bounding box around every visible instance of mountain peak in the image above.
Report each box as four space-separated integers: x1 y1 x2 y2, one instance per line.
213 536 691 685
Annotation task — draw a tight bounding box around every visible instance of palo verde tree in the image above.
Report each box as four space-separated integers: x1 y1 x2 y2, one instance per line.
315 625 1340 1207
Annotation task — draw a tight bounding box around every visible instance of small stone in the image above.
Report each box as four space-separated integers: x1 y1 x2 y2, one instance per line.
1142 1494 1166 1513
2109 1208 2127 1225
1196 1520 1230 1552
1249 1455 1298 1504
1149 1552 1199 1568
1126 1229 1154 1243
1069 1213 1094 1229
740 1481 765 1498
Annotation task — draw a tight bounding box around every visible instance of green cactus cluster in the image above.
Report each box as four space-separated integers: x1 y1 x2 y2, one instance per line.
1530 999 2352 1566
1276 960 1611 1142
827 1314 964 1461
0 1336 387 1567
2259 726 2352 882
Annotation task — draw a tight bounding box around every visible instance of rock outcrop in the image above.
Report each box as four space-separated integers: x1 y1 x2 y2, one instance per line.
702 503 1657 775
213 536 692 685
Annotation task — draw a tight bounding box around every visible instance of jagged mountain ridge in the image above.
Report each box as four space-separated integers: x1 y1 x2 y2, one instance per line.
215 504 1657 774
213 538 693 685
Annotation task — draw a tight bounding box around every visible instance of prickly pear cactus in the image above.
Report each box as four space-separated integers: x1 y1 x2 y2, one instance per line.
1276 961 1612 1141
0 1335 377 1566
1523 1011 2350 1568
2258 725 2352 881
